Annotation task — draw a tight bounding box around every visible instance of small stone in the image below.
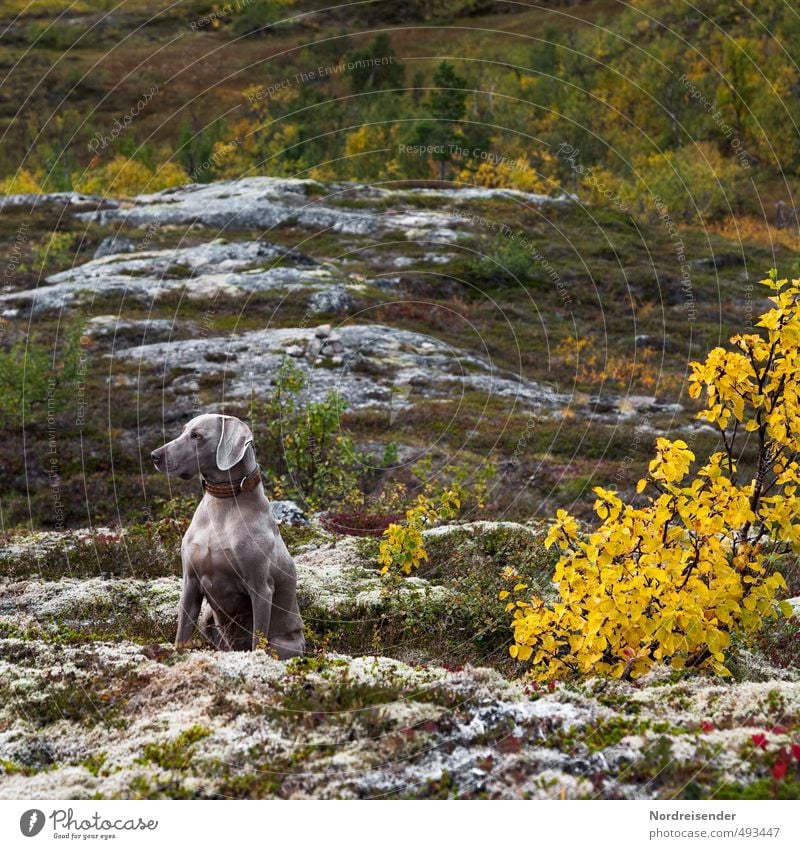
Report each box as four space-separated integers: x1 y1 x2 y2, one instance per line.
305 339 323 358
171 375 200 395
93 235 136 259
314 324 332 338
635 334 679 353
285 344 305 358
269 500 308 526
589 396 617 414
308 285 354 315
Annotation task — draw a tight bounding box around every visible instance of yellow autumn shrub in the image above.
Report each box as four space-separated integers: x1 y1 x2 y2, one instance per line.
554 333 662 391
378 490 460 576
73 156 187 198
0 168 44 195
458 148 560 194
342 123 400 181
507 269 799 680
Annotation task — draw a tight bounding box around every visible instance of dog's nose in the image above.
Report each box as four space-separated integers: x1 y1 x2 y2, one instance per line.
151 450 162 464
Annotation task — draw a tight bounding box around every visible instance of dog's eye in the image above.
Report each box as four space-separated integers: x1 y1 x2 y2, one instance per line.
191 432 203 440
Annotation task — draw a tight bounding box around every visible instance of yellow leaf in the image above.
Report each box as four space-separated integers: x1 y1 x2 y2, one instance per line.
517 645 533 662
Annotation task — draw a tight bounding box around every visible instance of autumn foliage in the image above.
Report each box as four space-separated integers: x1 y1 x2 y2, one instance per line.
378 490 461 576
506 270 798 680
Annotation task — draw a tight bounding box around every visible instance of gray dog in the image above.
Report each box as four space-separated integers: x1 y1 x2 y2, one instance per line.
151 414 305 658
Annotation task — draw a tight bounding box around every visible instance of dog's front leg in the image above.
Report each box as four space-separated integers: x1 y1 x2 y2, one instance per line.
175 571 203 649
250 583 274 651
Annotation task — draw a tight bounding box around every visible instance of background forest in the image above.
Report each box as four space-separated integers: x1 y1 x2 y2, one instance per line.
2 0 799 231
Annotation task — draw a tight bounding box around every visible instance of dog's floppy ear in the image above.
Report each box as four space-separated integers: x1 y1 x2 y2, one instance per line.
216 416 253 471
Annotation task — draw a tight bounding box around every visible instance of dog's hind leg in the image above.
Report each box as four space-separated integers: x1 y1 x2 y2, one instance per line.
199 606 226 650
249 584 274 651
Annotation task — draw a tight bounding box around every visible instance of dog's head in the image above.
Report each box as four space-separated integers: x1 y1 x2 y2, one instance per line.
151 414 254 480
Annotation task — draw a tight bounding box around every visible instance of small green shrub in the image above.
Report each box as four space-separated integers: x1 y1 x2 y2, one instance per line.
0 319 85 428
251 359 364 510
26 231 74 272
227 0 296 37
469 237 542 288
22 22 87 50
138 726 211 771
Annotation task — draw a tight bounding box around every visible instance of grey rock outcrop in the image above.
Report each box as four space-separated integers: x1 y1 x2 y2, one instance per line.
113 322 566 413
77 178 465 241
0 238 338 314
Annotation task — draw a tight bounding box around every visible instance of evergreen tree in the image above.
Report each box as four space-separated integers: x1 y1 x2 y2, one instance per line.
411 61 470 181
348 34 404 93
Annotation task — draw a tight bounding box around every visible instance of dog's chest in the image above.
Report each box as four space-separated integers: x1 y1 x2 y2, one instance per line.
182 508 273 575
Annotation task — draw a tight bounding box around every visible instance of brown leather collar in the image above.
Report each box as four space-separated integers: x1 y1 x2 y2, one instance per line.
201 465 261 499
